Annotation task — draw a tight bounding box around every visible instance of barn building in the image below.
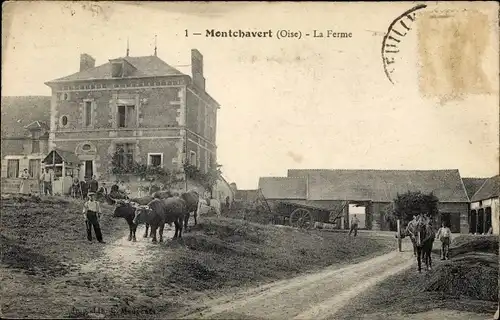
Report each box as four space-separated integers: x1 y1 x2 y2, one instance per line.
469 175 499 235
259 169 471 233
44 48 219 187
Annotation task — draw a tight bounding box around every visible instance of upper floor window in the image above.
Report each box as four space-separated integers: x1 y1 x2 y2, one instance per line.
111 62 123 77
84 101 92 127
117 105 136 128
31 131 40 153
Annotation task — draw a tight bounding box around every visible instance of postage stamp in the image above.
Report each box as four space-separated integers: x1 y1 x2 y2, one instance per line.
417 6 496 100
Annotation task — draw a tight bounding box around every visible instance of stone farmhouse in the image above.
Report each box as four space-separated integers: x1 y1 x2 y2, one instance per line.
43 49 218 185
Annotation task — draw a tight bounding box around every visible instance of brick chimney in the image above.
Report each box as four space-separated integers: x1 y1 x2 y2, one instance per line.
191 49 206 90
80 53 96 72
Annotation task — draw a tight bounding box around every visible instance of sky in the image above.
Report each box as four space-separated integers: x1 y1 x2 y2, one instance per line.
2 2 499 189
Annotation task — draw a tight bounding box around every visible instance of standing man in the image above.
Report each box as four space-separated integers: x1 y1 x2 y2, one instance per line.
83 192 105 243
88 175 99 194
436 222 451 260
40 167 54 196
349 214 360 237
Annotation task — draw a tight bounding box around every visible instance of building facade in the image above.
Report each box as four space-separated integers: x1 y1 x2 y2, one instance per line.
1 96 51 193
45 49 218 183
469 175 499 235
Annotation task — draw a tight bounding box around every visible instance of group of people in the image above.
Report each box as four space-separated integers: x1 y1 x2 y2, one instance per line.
18 167 55 196
405 214 452 260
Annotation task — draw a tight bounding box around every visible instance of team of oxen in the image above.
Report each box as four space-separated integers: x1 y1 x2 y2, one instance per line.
101 188 201 243
399 215 436 273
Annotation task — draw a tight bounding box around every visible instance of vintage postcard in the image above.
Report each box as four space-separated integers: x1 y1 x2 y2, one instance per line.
1 1 499 319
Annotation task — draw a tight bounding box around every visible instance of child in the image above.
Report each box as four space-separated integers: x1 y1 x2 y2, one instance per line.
436 222 451 260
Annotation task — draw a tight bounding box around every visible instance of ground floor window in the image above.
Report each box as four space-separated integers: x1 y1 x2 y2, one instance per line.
116 143 135 168
29 159 41 179
7 159 19 178
148 153 163 168
189 151 197 167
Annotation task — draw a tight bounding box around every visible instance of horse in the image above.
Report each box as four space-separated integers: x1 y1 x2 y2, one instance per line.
403 221 418 257
407 217 435 272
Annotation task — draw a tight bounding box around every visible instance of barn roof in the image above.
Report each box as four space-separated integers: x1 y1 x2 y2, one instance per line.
1 96 51 137
471 175 500 202
258 177 307 200
47 56 185 83
462 177 488 200
284 169 469 203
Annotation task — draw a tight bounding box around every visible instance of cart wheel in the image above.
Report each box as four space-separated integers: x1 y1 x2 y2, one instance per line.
290 208 313 229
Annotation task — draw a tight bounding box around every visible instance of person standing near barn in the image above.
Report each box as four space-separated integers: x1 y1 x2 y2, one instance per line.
436 222 451 260
83 192 105 243
349 214 360 237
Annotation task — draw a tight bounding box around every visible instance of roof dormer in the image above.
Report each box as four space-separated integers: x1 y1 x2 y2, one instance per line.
109 58 137 78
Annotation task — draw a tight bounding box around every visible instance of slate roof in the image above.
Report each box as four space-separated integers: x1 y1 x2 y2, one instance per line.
1 96 51 137
471 175 500 202
48 56 185 83
462 178 488 200
258 177 307 199
285 169 469 203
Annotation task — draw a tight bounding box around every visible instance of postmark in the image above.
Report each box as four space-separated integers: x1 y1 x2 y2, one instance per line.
382 4 427 84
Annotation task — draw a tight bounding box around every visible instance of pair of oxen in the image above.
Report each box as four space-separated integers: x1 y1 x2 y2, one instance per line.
106 190 199 243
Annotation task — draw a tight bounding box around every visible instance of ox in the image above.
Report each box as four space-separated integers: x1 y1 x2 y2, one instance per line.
153 190 199 230
107 193 155 241
133 197 187 242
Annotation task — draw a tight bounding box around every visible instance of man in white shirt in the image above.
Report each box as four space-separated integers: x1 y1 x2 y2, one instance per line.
39 168 54 196
349 214 360 237
83 192 105 243
436 222 451 260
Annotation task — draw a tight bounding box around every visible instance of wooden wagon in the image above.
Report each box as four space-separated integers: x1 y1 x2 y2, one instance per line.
255 189 349 229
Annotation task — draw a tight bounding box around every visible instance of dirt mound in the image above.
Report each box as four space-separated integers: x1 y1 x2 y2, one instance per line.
450 235 499 257
422 252 498 301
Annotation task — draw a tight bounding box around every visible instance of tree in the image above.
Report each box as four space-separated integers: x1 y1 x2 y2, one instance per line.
183 162 222 195
386 191 439 225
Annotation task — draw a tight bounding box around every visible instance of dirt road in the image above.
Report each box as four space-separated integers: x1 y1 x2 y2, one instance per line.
182 238 416 320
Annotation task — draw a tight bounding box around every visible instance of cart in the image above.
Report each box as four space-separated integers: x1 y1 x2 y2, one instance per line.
254 189 349 229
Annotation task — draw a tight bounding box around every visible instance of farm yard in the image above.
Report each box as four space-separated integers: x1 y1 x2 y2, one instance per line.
1 195 397 319
334 235 499 320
